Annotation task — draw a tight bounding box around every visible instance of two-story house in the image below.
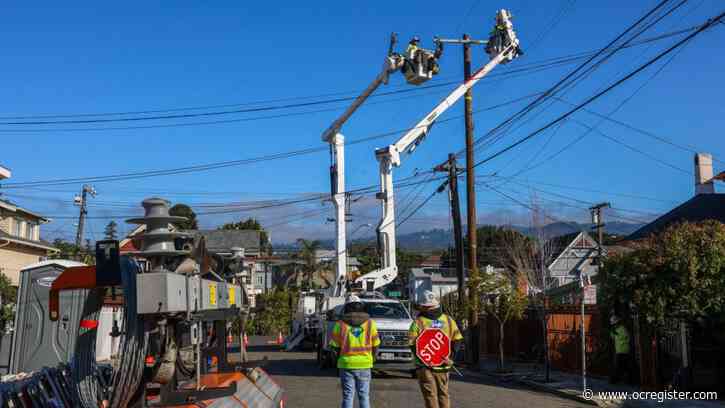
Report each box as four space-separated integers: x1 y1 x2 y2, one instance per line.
0 199 58 286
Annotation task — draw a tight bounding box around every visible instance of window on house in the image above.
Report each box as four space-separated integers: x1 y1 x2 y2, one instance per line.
13 218 23 237
256 274 264 287
26 222 36 240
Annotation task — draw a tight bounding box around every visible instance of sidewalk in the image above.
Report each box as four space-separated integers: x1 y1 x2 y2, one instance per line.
475 357 724 408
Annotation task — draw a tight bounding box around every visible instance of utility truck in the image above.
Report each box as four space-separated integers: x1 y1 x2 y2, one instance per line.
289 11 521 366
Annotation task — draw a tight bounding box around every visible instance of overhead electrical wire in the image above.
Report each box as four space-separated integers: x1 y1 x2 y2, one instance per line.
0 93 536 189
472 10 725 172
0 24 700 130
470 0 696 167
464 0 679 159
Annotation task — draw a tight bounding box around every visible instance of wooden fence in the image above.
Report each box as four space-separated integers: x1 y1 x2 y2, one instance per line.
479 304 608 376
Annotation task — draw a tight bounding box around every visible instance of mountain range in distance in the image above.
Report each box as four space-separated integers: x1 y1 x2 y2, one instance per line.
276 221 645 251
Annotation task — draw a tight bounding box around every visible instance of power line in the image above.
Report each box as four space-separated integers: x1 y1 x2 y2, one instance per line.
0 25 698 132
472 10 725 171
571 119 692 175
0 93 536 189
466 0 678 158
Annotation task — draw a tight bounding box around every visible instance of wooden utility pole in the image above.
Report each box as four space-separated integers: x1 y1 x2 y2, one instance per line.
463 33 481 367
434 33 486 366
75 184 96 248
435 154 464 310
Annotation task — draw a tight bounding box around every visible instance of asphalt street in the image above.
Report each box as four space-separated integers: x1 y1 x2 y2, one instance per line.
245 337 590 408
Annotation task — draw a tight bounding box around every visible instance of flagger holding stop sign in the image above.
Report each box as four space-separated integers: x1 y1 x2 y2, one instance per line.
409 290 463 408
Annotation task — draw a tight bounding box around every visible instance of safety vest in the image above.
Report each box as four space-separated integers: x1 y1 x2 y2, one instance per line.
330 319 380 369
612 325 630 354
409 314 463 371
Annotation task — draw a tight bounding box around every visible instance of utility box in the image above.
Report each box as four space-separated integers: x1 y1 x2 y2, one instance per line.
9 260 88 374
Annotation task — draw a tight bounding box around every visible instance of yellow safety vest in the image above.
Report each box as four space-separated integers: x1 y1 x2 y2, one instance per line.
409 314 463 371
330 319 380 369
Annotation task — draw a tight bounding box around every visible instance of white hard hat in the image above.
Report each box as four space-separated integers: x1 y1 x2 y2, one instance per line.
417 290 440 308
346 294 362 304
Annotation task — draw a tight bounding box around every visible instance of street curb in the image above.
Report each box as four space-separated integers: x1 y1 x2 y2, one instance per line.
516 379 601 407
465 369 618 408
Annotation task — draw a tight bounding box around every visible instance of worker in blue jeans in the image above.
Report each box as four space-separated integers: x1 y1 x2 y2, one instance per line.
330 295 380 408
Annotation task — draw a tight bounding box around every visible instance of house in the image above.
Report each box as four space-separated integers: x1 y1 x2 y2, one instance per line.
408 265 506 302
418 254 442 268
313 249 336 264
0 168 58 285
628 153 725 240
547 231 601 288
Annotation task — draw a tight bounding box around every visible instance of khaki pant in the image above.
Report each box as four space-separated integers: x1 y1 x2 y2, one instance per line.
416 367 450 408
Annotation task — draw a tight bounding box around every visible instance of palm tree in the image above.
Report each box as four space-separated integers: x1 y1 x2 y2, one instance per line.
296 238 321 289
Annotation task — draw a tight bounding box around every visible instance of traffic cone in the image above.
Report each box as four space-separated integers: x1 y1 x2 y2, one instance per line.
277 332 284 345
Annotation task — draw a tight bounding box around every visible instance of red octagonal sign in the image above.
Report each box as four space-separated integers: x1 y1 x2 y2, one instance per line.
416 328 451 367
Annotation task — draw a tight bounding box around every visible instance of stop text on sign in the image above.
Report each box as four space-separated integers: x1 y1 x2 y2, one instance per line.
416 328 451 367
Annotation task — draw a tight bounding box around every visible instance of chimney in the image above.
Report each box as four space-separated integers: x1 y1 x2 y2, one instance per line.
694 153 714 195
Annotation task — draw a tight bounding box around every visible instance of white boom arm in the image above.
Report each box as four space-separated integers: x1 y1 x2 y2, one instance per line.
321 39 411 298
356 9 521 291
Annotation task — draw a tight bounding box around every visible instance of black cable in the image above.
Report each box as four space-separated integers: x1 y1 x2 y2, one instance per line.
472 11 725 171
466 0 676 157
0 25 698 131
396 180 448 228
0 93 535 189
571 119 692 175
553 96 725 164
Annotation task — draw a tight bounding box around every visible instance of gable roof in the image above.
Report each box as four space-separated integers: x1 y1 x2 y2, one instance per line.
0 199 50 222
627 193 725 240
198 230 260 254
548 231 600 269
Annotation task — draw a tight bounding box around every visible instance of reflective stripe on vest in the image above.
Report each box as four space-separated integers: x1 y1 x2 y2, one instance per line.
340 320 373 357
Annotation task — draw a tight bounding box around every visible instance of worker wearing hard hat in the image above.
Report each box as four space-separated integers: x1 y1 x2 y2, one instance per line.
406 36 421 59
329 294 380 408
409 290 463 408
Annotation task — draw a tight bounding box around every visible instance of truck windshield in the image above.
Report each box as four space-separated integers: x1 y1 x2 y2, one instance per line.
365 302 409 319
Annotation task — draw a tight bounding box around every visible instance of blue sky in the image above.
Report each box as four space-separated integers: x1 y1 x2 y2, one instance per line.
1 1 724 244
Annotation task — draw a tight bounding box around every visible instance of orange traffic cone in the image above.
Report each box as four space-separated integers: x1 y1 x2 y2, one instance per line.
243 333 249 347
277 332 284 345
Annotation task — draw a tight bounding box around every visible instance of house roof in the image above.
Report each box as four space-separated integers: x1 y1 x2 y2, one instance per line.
627 193 725 240
0 199 50 222
197 230 260 253
0 230 58 252
410 267 467 283
548 231 600 269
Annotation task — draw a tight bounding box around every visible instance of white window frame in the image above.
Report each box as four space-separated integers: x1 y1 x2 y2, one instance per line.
26 222 36 240
13 218 23 238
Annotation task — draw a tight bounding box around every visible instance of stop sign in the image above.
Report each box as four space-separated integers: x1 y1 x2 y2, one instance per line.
415 328 451 367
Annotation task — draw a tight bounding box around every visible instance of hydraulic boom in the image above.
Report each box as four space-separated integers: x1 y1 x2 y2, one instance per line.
356 9 522 290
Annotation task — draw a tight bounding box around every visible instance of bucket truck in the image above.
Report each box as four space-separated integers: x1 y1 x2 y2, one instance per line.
286 34 443 351
355 9 522 291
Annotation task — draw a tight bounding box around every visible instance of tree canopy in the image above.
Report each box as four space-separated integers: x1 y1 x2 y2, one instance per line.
169 203 199 230
601 221 725 328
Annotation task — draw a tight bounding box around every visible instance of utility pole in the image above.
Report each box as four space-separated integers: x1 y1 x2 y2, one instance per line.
585 202 609 392
74 184 96 248
434 154 464 311
589 202 610 262
436 33 486 366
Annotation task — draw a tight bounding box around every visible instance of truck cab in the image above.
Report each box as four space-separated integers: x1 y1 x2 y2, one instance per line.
317 292 414 372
